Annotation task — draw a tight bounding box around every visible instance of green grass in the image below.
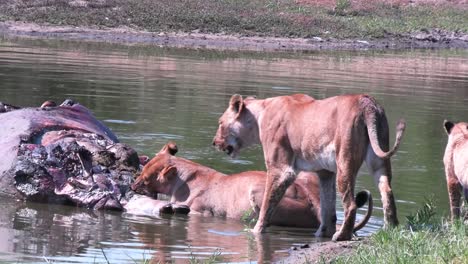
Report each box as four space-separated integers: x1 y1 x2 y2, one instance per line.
0 0 466 39
188 246 223 264
240 208 258 230
329 200 468 264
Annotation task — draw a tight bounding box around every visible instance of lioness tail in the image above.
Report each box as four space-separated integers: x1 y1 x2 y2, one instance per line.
362 96 406 159
353 190 373 232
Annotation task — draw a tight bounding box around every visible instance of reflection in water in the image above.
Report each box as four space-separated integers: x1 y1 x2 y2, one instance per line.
0 198 133 263
0 197 316 263
0 38 467 263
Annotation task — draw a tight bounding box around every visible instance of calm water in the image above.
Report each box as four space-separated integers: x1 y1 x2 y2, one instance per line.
0 38 467 263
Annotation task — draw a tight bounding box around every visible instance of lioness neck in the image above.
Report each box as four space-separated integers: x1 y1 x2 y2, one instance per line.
236 99 262 147
176 165 206 182
170 160 225 204
174 159 225 185
244 98 265 120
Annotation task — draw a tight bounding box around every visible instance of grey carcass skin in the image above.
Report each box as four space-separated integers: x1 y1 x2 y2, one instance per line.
0 101 188 215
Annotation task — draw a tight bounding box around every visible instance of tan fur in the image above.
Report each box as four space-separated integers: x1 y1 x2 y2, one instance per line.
213 94 405 241
132 142 373 230
443 120 468 220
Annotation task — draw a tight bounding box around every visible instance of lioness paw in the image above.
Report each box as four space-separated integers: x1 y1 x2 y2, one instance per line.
252 224 267 234
332 231 353 242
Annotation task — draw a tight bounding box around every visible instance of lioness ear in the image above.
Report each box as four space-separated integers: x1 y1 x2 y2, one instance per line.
229 94 244 114
444 120 454 135
160 166 177 181
158 141 178 156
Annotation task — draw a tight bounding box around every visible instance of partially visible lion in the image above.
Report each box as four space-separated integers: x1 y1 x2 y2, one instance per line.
132 141 373 231
443 120 468 220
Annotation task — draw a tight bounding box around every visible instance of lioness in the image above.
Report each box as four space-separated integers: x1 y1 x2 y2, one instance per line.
132 142 373 230
213 94 405 241
443 120 468 220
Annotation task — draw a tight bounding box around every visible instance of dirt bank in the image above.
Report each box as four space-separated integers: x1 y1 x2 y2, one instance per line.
1 21 467 52
276 240 363 263
0 0 467 51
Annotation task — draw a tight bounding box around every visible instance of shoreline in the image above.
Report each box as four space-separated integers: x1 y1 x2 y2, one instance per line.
1 21 467 52
274 240 363 263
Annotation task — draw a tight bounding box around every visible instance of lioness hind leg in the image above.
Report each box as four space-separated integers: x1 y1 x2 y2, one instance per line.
332 168 358 241
315 170 336 238
366 153 399 227
464 188 468 220
465 188 468 204
446 176 462 220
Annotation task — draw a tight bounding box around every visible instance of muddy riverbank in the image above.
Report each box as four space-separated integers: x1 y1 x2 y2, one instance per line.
278 240 362 263
1 21 467 52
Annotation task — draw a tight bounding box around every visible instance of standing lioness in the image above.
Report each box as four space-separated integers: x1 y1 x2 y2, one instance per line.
443 120 468 220
213 94 405 241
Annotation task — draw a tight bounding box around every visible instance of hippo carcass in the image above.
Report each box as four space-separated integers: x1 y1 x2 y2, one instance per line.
0 100 188 215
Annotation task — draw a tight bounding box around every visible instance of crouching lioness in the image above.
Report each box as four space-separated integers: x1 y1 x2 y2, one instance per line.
213 94 405 241
443 120 468 220
132 142 373 230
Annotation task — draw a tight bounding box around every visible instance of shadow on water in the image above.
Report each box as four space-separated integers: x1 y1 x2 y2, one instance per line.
0 38 467 262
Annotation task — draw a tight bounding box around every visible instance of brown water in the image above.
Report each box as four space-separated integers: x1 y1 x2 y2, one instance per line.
0 38 467 263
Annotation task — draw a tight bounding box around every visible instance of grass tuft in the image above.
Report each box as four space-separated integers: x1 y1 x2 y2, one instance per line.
330 199 468 264
406 196 438 231
240 208 258 230
188 245 223 264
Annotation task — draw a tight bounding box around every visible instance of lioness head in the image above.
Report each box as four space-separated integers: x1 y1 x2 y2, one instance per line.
212 94 258 158
444 120 468 140
131 142 178 196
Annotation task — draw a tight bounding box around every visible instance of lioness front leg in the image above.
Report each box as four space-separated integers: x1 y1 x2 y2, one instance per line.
253 166 296 233
315 170 336 238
